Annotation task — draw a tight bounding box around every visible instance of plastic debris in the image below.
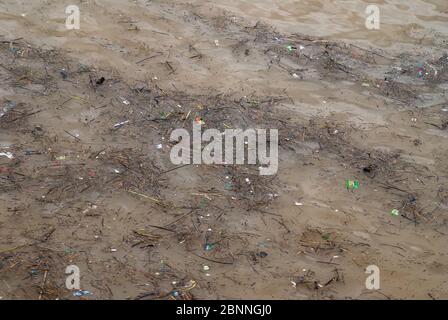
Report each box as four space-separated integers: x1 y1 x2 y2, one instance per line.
391 209 400 217
0 152 14 159
194 116 205 125
73 290 92 297
119 97 130 105
294 202 303 206
1 100 16 118
55 155 66 161
214 40 220 46
345 179 359 190
156 144 163 149
113 120 129 128
204 243 214 251
286 44 295 52
60 69 69 79
417 65 425 78
30 269 39 276
160 111 168 119
202 265 210 272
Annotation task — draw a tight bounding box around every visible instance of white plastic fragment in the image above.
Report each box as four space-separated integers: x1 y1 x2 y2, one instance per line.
0 152 14 159
113 120 129 128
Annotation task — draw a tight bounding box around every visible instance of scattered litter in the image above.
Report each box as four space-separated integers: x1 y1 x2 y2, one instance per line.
159 111 169 119
417 66 425 78
286 44 295 52
55 155 66 161
113 120 129 128
119 97 130 105
345 179 359 190
294 202 303 206
411 117 417 122
214 40 220 46
267 193 278 200
391 209 400 217
292 73 300 78
194 116 205 125
0 152 14 159
224 181 233 191
362 83 370 87
204 243 214 251
202 265 210 272
60 69 69 79
1 100 16 118
73 290 92 297
113 169 120 174
30 269 39 276
156 144 163 149
110 248 117 252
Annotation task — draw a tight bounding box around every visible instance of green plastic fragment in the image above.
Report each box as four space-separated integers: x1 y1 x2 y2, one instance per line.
345 179 359 190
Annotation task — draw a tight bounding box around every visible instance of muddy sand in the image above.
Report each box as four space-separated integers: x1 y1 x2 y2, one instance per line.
1 0 448 300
